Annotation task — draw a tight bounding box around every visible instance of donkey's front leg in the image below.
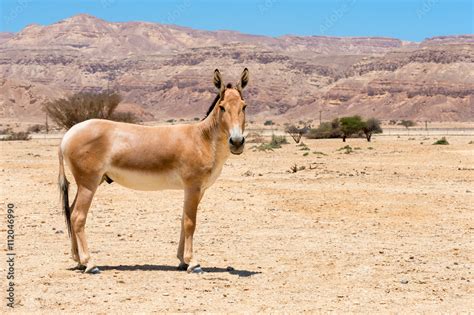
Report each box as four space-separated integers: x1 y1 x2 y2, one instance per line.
178 186 203 273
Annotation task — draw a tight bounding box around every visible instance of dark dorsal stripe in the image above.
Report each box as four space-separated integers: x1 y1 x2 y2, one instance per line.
203 93 221 120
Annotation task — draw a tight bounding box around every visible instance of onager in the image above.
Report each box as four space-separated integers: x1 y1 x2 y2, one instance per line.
58 68 249 273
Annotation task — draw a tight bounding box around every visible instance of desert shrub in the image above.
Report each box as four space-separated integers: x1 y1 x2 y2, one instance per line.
289 163 305 173
337 145 353 154
193 117 200 121
313 151 327 156
297 142 310 151
264 120 274 126
270 135 288 148
0 127 13 135
285 123 310 143
306 119 341 139
1 131 31 141
166 119 176 123
27 124 47 133
109 111 138 124
44 92 137 130
246 131 265 144
252 134 288 152
433 137 449 145
398 120 416 129
389 120 397 125
252 143 275 152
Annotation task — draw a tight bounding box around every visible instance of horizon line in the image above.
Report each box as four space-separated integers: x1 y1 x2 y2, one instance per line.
2 13 473 43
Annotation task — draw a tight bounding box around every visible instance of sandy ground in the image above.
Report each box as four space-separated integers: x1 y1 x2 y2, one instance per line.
1 134 473 313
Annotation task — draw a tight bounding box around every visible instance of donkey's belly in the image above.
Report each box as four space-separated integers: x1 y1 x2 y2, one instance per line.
106 166 184 191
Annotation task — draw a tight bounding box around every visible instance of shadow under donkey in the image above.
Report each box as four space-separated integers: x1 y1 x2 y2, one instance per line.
69 264 261 277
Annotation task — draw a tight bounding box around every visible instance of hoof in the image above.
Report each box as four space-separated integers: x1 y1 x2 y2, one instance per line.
71 264 86 271
187 264 204 274
177 262 189 271
84 266 100 274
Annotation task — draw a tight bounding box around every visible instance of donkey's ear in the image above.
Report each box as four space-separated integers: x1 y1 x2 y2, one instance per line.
237 68 249 92
213 69 223 90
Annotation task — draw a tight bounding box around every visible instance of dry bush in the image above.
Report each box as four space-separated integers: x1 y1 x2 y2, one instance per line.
27 124 47 133
43 91 138 130
1 131 31 141
246 131 265 144
285 123 310 143
289 163 306 173
0 127 13 135
270 135 288 148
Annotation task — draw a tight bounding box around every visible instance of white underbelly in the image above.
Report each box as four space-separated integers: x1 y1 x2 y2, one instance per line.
107 167 184 191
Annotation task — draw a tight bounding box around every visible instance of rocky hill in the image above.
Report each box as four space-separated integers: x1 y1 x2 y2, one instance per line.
0 14 472 122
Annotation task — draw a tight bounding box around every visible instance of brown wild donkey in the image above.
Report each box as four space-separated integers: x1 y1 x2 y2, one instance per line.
58 68 249 274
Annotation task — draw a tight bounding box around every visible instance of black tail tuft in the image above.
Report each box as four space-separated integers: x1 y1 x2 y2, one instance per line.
60 178 72 237
58 147 72 237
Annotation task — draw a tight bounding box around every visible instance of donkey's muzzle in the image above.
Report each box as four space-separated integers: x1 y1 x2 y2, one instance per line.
229 136 245 155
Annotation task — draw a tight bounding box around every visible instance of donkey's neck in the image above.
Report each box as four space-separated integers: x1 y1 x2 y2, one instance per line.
197 110 230 162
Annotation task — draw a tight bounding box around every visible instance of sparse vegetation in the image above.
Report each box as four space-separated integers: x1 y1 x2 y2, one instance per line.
0 127 13 135
285 123 310 143
253 143 275 152
289 163 306 173
399 120 416 129
252 134 288 152
27 124 47 133
297 142 310 151
264 120 274 126
362 118 382 142
303 152 309 156
313 151 327 156
246 132 265 144
43 91 138 130
340 116 365 142
433 137 449 145
1 131 31 141
305 119 341 139
337 145 353 154
306 116 382 142
269 134 288 148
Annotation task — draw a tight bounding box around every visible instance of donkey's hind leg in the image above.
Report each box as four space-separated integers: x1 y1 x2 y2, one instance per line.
69 194 82 266
71 183 99 274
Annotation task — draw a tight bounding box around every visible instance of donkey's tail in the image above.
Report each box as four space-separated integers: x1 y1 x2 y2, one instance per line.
58 147 72 237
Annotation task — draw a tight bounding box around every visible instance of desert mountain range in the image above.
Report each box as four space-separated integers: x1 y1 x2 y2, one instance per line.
0 14 473 123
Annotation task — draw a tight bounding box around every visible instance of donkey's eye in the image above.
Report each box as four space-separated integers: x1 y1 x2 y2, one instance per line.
219 106 225 112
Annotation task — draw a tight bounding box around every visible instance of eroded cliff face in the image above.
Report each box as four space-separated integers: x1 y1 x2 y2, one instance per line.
1 14 472 122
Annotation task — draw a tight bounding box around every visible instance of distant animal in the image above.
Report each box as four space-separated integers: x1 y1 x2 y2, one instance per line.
58 68 249 274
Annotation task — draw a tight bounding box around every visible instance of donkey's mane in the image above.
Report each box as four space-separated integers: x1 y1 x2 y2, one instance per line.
203 83 238 120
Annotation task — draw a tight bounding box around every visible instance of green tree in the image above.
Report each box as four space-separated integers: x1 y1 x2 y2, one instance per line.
363 118 383 142
399 120 416 129
339 115 365 142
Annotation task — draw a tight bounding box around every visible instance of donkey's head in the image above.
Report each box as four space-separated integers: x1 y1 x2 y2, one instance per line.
213 68 249 155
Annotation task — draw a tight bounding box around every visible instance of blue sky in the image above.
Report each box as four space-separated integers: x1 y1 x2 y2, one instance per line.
1 0 472 41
